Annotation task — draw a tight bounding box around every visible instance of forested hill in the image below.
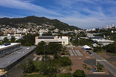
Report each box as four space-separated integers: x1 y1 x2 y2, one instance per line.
0 16 81 30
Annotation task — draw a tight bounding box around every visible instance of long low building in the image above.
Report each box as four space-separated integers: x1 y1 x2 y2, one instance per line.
35 36 69 45
0 43 21 58
92 39 114 44
0 46 35 77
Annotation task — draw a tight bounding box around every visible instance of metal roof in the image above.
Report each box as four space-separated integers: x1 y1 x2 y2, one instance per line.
0 46 35 69
0 43 21 50
38 36 55 39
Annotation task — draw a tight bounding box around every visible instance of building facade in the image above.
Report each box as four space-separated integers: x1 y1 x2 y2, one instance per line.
35 36 68 45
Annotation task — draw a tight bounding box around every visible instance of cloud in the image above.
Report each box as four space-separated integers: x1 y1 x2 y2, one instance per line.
0 0 60 15
1 0 116 29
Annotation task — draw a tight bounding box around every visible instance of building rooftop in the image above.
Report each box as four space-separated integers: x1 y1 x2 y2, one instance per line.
0 46 35 69
96 39 114 43
91 37 101 39
0 43 20 49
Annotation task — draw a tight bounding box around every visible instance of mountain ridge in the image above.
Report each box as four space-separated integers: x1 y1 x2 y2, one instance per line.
0 16 81 30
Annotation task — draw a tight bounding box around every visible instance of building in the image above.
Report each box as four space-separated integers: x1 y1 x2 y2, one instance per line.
35 36 68 45
91 37 114 45
0 34 24 41
0 44 35 76
93 39 114 45
86 33 95 37
0 43 21 58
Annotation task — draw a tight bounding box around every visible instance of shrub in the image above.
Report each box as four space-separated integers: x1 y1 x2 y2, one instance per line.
60 57 71 66
73 70 86 77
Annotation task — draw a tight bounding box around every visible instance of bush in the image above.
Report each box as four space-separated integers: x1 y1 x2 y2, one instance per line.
97 64 104 68
54 54 61 59
73 70 86 77
67 67 72 71
60 57 72 66
18 59 35 73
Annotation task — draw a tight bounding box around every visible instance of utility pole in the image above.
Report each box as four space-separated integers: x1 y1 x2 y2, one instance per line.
96 58 97 71
44 45 45 64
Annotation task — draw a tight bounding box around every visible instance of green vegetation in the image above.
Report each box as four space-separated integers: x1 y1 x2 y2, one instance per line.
35 41 63 55
61 51 70 55
10 36 15 42
36 55 71 76
3 37 9 43
18 33 39 46
0 16 80 30
83 64 87 69
105 43 116 54
24 73 73 77
18 59 35 73
72 38 92 46
97 64 104 72
67 67 72 71
93 46 103 52
73 70 86 77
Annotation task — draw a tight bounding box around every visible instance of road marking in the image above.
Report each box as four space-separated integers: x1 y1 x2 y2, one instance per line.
97 60 106 61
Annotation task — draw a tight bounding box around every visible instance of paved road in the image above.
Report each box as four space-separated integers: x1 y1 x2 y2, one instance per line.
89 50 116 77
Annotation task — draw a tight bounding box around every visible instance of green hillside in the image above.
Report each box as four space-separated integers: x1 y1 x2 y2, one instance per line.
0 16 81 30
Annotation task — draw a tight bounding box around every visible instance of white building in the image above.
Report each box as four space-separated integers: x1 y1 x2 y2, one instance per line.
0 34 23 41
35 36 68 45
86 33 94 37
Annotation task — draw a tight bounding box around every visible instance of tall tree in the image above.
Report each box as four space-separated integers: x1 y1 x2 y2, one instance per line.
18 59 35 74
3 37 9 43
39 61 58 76
11 36 15 42
35 41 46 55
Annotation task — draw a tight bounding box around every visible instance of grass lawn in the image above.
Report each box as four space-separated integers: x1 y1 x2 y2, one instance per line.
33 61 43 68
24 74 44 77
24 73 73 77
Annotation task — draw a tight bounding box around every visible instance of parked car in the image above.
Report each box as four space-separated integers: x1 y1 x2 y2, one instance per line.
86 50 89 52
88 52 93 55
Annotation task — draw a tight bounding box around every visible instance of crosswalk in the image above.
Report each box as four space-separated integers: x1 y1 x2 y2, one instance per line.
69 50 83 56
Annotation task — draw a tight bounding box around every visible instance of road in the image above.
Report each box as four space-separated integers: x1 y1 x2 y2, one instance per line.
89 50 116 77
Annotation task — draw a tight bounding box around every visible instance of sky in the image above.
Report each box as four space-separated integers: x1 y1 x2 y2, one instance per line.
0 0 116 29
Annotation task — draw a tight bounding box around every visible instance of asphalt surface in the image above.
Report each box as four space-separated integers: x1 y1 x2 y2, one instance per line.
89 50 116 77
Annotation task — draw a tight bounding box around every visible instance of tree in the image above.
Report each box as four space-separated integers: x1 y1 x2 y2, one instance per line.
35 42 63 55
39 61 58 76
11 36 15 42
23 42 31 46
35 41 46 55
54 53 60 59
73 70 86 77
60 57 72 66
47 42 63 54
42 55 51 63
106 43 116 53
18 59 35 74
3 37 9 43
